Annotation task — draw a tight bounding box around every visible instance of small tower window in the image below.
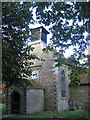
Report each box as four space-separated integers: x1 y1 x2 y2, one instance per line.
31 71 38 80
61 90 66 98
61 70 66 98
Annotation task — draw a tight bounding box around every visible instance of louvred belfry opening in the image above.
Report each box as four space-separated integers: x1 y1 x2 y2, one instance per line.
31 26 49 44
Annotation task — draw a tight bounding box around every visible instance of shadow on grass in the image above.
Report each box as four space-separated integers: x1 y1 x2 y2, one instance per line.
1 109 90 120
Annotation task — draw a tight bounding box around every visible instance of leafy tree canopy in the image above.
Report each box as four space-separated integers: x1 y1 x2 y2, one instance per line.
2 2 37 87
35 2 89 60
34 2 90 88
2 2 90 88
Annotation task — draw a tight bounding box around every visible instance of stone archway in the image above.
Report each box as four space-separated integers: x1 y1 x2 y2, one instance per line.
11 91 20 114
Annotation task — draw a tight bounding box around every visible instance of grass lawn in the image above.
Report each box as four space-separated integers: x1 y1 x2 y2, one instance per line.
2 109 89 120
0 103 6 112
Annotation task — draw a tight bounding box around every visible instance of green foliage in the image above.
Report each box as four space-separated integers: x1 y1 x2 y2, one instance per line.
68 65 87 89
2 2 89 88
42 46 54 53
2 2 36 87
34 2 90 88
35 2 89 62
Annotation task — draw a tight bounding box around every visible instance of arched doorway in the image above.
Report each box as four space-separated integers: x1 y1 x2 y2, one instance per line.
11 91 20 114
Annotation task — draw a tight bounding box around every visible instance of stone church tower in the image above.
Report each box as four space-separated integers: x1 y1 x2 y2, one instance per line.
29 26 70 111
5 26 70 114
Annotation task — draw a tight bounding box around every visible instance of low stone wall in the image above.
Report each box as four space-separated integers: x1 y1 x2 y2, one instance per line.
26 89 44 114
5 87 44 114
70 85 89 109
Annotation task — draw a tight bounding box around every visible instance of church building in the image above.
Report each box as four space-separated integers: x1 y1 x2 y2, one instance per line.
29 26 70 111
5 26 70 114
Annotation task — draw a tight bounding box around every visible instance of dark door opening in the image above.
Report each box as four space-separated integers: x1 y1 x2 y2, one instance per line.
11 91 20 114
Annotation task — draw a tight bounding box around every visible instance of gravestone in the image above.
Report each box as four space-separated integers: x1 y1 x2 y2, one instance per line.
68 98 74 111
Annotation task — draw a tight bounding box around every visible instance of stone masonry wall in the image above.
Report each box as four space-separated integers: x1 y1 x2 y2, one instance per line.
30 43 57 110
26 89 44 114
30 42 70 111
5 87 26 114
57 65 70 111
70 85 89 108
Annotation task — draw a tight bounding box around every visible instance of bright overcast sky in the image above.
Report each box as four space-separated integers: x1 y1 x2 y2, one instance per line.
28 7 88 58
29 23 88 58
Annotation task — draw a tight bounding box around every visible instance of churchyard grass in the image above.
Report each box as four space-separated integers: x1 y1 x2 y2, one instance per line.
0 103 6 112
2 108 89 120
